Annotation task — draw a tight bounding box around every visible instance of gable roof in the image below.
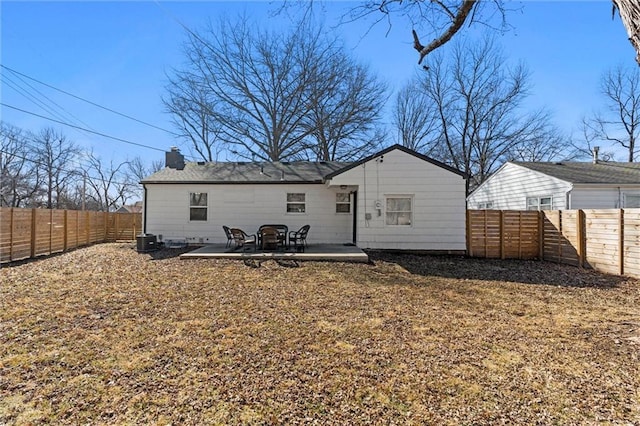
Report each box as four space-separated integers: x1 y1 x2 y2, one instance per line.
324 144 467 179
116 203 143 213
141 145 465 184
512 161 640 185
141 160 349 184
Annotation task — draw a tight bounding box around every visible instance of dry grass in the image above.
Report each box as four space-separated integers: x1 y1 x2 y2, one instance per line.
1 243 639 425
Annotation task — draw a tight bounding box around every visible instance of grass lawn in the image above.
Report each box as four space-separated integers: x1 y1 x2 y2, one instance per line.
1 243 639 425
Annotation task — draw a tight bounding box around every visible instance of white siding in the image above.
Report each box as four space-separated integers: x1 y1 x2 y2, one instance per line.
144 183 352 245
570 187 640 209
467 163 571 210
328 149 466 250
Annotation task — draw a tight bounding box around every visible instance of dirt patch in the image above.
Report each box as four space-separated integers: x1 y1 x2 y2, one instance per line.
1 243 639 424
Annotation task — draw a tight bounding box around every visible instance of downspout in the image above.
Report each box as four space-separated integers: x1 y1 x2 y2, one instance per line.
352 190 358 245
566 188 572 210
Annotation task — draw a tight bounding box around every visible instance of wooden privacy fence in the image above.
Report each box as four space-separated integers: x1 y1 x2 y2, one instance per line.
467 209 640 279
0 207 142 264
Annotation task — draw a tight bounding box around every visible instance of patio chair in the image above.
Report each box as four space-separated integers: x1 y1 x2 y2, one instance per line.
222 225 234 248
258 224 288 249
259 226 280 251
229 228 257 252
288 224 310 252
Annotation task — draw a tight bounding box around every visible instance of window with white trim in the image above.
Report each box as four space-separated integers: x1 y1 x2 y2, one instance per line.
286 193 306 213
336 193 351 213
385 196 412 226
477 201 493 209
526 196 552 211
624 194 640 208
189 192 208 221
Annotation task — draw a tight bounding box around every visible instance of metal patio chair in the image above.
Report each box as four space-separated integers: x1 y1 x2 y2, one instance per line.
288 224 310 252
229 228 256 252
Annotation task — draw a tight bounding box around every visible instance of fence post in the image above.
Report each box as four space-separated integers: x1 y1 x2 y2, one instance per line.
63 209 68 251
466 210 471 257
30 208 37 258
115 213 120 242
85 211 90 245
9 207 14 262
104 212 108 242
619 209 625 276
538 210 544 260
49 209 53 255
499 210 505 259
577 210 585 268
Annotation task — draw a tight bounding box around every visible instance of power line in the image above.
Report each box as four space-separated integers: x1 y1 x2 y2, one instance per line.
0 148 141 190
1 102 167 153
1 64 179 137
2 69 97 132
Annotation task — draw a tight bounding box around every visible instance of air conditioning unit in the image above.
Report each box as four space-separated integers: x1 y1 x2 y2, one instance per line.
136 234 157 253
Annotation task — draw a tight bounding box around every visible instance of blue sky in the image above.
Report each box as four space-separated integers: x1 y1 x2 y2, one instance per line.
1 1 637 167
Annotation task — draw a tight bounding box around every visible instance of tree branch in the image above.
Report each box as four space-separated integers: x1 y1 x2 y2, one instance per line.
413 0 478 64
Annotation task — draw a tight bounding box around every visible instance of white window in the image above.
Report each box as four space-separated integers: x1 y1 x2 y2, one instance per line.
286 193 306 213
189 192 207 221
477 201 493 209
526 196 552 211
385 196 412 226
624 194 640 208
336 193 351 213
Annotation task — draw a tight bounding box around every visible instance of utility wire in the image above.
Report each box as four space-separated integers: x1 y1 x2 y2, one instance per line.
1 102 167 153
1 74 73 126
0 148 141 189
2 69 97 132
1 64 179 137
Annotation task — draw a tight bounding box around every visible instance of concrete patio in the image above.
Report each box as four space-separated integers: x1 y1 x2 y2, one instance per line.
180 243 369 263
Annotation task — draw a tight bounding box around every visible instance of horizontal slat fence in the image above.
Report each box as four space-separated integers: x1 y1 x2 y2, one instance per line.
467 210 540 259
468 209 640 279
0 207 142 264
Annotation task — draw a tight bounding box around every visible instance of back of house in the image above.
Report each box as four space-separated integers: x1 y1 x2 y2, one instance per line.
141 145 467 252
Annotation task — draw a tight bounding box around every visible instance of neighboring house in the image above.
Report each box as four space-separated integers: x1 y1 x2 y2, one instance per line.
467 161 640 210
115 201 143 213
140 145 467 251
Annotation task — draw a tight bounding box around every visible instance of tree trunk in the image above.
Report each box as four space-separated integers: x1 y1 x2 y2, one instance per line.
614 0 640 65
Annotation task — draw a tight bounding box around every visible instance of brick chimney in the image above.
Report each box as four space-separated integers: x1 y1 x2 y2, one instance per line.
166 146 185 170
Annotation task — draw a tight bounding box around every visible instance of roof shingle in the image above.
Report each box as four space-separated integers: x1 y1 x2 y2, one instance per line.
141 161 350 184
513 161 640 185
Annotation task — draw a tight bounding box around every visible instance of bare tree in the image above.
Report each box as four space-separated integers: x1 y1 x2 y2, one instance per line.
586 66 640 162
393 77 441 153
128 156 163 184
334 0 508 64
291 0 638 66
0 122 41 207
166 17 386 162
414 36 560 191
507 119 575 162
31 127 81 209
302 45 388 161
572 116 618 161
167 18 315 161
84 152 133 211
164 75 223 162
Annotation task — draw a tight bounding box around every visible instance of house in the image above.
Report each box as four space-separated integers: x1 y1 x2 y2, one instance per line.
115 201 143 214
140 145 467 251
467 161 640 210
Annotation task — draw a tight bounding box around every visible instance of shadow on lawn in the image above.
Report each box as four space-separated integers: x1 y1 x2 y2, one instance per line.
366 251 628 289
147 246 193 260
